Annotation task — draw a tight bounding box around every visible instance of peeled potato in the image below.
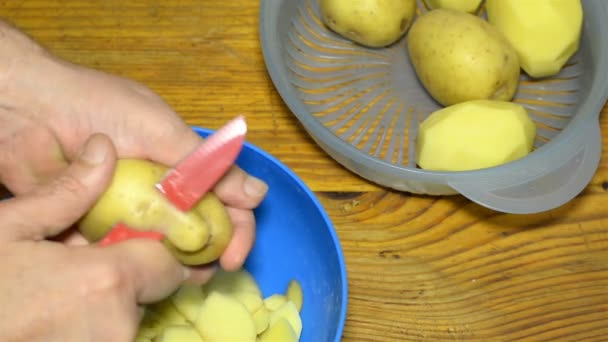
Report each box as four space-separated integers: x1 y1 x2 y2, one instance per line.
136 269 305 341
259 318 298 342
485 0 583 78
416 100 537 171
78 159 233 266
196 292 258 341
170 284 206 323
252 305 271 334
285 280 303 312
205 269 263 297
268 301 303 339
153 325 203 342
138 299 186 340
263 294 288 312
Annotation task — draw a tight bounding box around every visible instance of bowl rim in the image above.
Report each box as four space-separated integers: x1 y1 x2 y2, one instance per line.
258 0 608 185
193 125 349 341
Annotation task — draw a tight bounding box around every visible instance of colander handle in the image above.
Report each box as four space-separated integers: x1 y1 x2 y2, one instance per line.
448 122 602 214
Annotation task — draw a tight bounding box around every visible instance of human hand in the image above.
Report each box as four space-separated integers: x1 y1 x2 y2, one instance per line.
0 134 195 342
0 20 268 273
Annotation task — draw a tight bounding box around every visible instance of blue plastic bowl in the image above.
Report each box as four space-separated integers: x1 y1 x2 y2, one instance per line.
194 126 348 342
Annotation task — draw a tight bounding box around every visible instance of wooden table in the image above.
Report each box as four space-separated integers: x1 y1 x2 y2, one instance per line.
3 1 607 341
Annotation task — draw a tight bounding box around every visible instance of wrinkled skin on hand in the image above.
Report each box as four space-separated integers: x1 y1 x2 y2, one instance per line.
0 134 196 341
0 20 268 272
0 18 269 342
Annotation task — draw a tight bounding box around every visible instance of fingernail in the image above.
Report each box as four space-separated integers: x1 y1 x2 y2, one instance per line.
244 175 268 198
80 136 108 165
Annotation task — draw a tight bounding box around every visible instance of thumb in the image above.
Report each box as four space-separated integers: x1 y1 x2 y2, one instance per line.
0 133 117 242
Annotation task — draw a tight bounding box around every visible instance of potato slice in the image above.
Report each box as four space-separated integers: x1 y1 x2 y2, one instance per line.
263 294 288 312
234 291 264 313
268 301 302 339
154 325 204 342
204 269 262 297
203 268 265 317
170 284 206 323
195 292 257 342
138 299 187 339
252 305 271 335
285 280 303 312
258 318 298 342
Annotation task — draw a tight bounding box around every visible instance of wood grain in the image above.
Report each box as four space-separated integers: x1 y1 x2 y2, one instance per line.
1 1 608 341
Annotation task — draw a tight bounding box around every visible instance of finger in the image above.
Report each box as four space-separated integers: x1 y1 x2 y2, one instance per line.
184 263 218 285
96 239 190 303
213 166 268 210
139 117 269 210
140 115 205 167
0 133 116 242
52 227 90 246
219 206 257 271
0 124 69 195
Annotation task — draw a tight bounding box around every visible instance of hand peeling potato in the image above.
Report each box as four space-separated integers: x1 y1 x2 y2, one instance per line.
78 159 233 266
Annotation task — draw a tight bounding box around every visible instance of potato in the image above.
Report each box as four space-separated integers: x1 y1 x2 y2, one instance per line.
268 301 303 339
204 269 263 298
153 325 203 342
258 318 298 342
136 269 306 341
195 292 258 341
485 0 583 78
407 8 520 106
252 305 271 334
137 299 187 340
320 0 417 48
423 0 483 13
263 294 288 312
285 280 303 313
78 159 233 266
416 100 536 171
170 284 206 323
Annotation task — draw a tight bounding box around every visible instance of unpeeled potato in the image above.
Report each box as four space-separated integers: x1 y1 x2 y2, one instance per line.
423 0 483 13
320 0 417 47
407 8 521 106
78 159 233 266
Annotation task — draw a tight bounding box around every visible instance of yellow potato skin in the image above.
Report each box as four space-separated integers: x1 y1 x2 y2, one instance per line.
485 0 583 78
320 0 417 48
78 159 233 266
407 9 520 106
423 0 483 13
416 100 537 171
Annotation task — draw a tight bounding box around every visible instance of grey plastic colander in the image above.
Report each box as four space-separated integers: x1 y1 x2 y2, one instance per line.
260 0 608 214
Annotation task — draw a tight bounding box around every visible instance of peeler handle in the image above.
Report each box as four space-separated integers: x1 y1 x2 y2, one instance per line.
448 121 602 214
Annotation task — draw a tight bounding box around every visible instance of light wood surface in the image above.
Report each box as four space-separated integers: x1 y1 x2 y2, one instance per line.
2 1 608 341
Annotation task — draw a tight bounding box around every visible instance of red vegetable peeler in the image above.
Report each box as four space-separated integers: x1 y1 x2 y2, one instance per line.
99 115 248 247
